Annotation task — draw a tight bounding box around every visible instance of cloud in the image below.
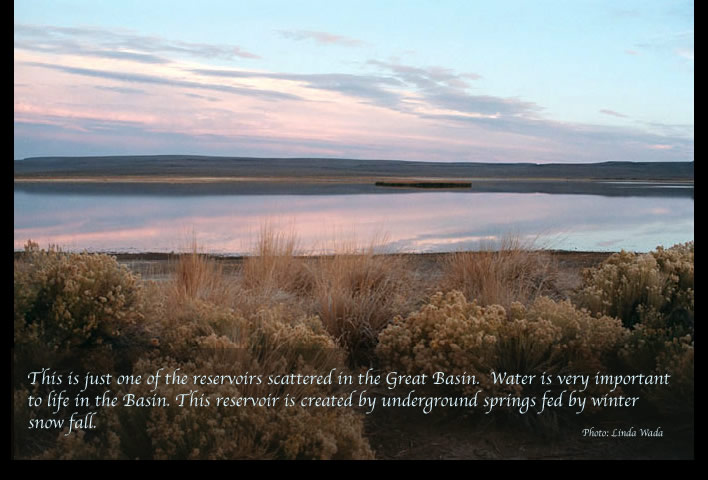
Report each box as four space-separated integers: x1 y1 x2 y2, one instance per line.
639 121 694 139
93 85 149 95
14 27 693 165
14 38 171 64
624 49 639 55
190 68 405 107
14 118 410 160
368 59 482 89
184 93 220 102
599 109 628 118
424 91 538 116
676 48 694 61
190 60 525 118
368 59 536 117
635 29 693 64
277 30 364 46
21 61 302 101
14 23 260 62
415 110 693 162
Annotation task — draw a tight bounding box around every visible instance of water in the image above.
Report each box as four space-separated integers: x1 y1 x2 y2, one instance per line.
14 183 694 254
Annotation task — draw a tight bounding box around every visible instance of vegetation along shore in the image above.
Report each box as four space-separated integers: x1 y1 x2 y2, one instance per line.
13 231 694 459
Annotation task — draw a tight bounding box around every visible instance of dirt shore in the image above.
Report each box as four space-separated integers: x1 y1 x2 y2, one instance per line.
107 250 613 299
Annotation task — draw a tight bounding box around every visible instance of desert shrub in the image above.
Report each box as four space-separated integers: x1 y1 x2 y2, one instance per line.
14 242 145 364
148 298 247 361
575 242 694 419
33 409 124 460
574 242 693 331
377 291 628 401
13 243 149 458
29 301 374 460
118 354 373 460
94 298 374 460
617 325 694 419
13 380 126 460
376 290 513 396
649 335 694 416
441 237 558 308
13 385 39 459
499 297 629 375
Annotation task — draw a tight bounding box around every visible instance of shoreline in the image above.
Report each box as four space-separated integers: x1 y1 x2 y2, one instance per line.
14 176 694 199
13 250 615 291
14 176 695 184
13 249 617 260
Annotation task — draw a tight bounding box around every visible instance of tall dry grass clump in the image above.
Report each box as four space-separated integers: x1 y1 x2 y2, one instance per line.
238 229 418 363
241 225 311 294
167 237 235 307
307 239 414 365
441 236 558 307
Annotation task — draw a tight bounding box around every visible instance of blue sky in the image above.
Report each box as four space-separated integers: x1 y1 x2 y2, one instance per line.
14 0 693 162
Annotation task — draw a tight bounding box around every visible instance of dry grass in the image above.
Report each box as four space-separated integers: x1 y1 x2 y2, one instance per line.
306 239 414 365
167 236 235 306
441 236 558 307
151 230 558 364
236 229 419 363
241 224 312 294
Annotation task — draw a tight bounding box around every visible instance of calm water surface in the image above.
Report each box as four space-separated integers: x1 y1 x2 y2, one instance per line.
14 184 694 254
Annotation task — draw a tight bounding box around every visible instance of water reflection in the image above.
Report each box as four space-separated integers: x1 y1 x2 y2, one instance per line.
14 189 694 254
14 180 694 198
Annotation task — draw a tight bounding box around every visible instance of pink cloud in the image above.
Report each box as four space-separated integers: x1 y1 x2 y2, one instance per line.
278 30 364 47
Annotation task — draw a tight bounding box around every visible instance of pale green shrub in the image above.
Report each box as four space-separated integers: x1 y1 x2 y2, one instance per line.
618 324 694 417
377 291 628 401
649 335 694 416
87 299 373 460
14 242 146 371
13 386 37 459
376 291 509 395
575 242 694 416
14 242 145 350
34 409 124 460
521 297 629 373
149 298 248 361
575 242 693 331
33 302 374 460
120 354 373 460
13 382 125 460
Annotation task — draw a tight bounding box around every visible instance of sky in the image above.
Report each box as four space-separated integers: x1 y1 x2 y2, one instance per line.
14 0 694 163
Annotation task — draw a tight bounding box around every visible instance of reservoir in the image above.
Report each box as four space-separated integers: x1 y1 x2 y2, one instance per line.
13 181 694 254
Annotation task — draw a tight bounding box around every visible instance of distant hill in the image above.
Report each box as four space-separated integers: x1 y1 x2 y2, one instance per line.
14 155 694 181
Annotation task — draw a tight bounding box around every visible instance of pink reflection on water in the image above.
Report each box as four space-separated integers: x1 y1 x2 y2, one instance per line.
14 192 694 253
